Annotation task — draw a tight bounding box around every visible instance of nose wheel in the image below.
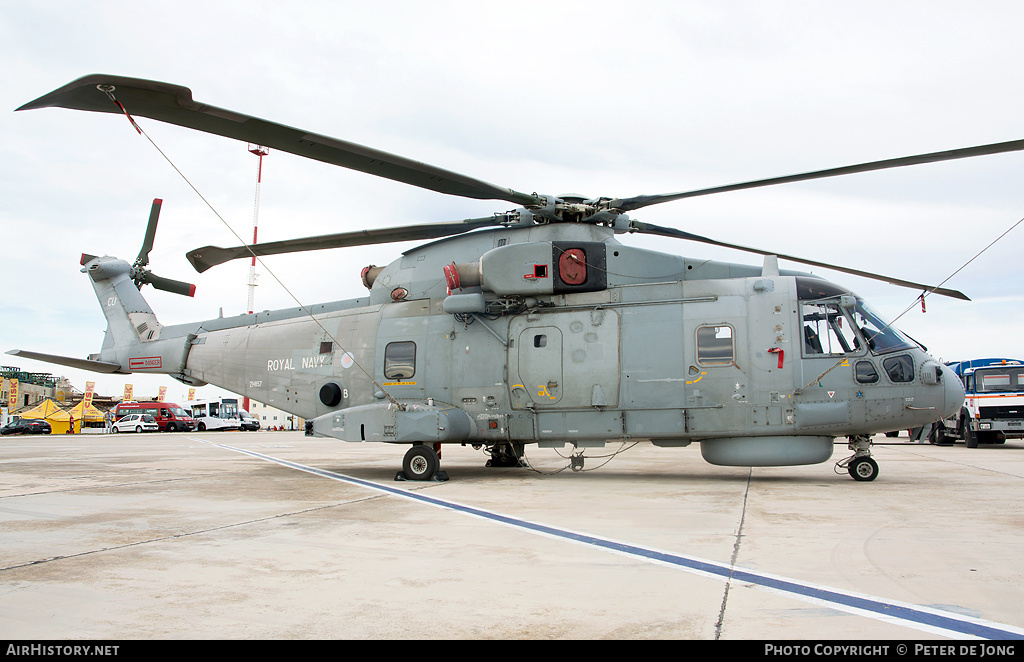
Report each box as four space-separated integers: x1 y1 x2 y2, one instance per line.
836 435 879 482
846 455 879 481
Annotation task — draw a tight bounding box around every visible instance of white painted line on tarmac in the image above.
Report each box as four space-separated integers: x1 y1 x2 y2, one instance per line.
195 438 1024 640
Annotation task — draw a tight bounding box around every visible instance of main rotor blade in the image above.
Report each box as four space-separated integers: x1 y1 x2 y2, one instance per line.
135 198 162 268
19 75 542 207
611 139 1024 212
629 220 970 300
186 216 504 273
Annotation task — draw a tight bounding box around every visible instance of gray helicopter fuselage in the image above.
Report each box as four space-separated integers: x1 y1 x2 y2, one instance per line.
80 222 962 468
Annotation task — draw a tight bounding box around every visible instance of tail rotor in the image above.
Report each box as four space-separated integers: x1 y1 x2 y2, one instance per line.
129 198 196 297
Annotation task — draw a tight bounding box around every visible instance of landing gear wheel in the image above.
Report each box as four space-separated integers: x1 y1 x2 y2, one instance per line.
848 456 879 482
838 435 877 482
403 444 438 480
397 444 447 481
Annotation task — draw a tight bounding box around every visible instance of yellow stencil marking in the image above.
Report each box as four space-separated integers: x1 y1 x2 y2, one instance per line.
686 371 707 385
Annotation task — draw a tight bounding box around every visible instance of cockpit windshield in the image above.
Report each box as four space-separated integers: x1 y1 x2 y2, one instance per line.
849 300 915 354
797 277 916 356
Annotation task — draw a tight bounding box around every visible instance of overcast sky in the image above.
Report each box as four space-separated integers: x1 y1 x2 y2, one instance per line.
2 0 1023 403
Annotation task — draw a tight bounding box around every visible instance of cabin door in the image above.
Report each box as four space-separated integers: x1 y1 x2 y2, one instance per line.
508 310 620 410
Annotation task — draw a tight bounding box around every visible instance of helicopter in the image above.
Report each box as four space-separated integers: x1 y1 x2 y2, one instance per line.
12 74 1017 483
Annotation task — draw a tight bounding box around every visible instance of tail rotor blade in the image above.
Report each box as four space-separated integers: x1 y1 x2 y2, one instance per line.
138 271 196 297
136 198 163 267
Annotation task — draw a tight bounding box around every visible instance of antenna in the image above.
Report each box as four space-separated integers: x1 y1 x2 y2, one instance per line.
246 144 269 314
244 145 269 417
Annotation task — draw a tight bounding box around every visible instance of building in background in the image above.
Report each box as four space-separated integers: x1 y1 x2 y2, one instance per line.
247 400 303 431
2 367 72 408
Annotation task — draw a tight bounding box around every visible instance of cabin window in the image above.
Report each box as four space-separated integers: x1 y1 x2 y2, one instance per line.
855 361 879 384
384 341 416 380
320 341 333 354
883 355 915 383
533 334 547 348
696 325 734 365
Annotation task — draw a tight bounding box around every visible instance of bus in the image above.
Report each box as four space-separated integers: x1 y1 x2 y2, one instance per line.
189 397 242 431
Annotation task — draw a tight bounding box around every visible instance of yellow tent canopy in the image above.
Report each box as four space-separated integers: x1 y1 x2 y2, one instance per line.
68 400 105 423
18 399 71 433
17 398 101 433
19 398 67 420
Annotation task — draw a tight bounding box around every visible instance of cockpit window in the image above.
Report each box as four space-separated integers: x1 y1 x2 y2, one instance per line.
855 361 880 383
796 277 848 301
883 355 915 382
796 277 915 356
801 301 859 356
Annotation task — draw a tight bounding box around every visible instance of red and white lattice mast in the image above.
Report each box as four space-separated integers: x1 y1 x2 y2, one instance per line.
247 144 269 315
244 145 268 417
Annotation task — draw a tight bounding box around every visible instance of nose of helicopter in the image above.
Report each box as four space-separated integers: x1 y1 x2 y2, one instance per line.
940 363 966 419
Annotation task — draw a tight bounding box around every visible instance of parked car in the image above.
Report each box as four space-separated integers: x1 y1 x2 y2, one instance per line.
113 401 196 432
1 419 52 435
111 414 159 433
239 410 261 431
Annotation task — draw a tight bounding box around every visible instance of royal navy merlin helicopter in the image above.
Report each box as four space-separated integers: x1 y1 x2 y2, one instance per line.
11 75 1016 482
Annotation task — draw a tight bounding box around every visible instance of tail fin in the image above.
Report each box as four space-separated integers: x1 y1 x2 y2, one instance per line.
8 199 199 378
83 254 165 348
6 255 168 374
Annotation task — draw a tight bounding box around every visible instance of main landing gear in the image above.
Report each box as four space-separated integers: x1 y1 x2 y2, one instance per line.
396 443 449 482
835 435 879 482
394 442 529 482
485 442 526 468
